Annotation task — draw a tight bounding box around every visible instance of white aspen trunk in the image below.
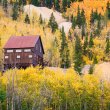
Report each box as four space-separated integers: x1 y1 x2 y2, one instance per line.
100 79 104 110
0 101 2 110
12 72 15 110
6 84 9 110
66 97 67 110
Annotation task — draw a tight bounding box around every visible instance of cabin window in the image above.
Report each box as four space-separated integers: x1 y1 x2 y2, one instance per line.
29 55 32 58
24 49 31 52
16 49 22 52
7 50 13 53
17 55 20 59
5 56 8 59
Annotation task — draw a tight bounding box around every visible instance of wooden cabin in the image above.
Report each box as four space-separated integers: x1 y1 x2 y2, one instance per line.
4 35 44 69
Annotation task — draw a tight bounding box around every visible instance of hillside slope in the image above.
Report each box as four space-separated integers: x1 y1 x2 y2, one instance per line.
24 5 72 33
95 62 110 81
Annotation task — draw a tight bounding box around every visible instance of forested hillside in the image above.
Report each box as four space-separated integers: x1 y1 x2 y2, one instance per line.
0 0 109 72
0 0 110 109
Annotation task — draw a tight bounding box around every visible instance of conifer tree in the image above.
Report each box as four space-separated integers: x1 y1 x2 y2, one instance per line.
62 0 67 12
89 65 94 74
0 37 2 71
31 0 39 6
60 27 70 68
12 2 19 20
68 30 72 40
18 0 23 12
3 0 8 13
48 13 58 33
39 14 43 24
24 14 30 24
67 0 71 8
71 14 73 22
89 33 94 48
80 9 86 38
76 6 81 28
94 9 99 20
93 56 98 64
55 0 60 11
106 1 110 19
95 20 101 36
18 0 23 6
45 0 52 8
74 36 83 74
90 9 94 25
0 0 2 4
83 35 88 55
81 24 85 39
72 17 76 29
22 0 26 5
105 38 110 54
81 9 86 25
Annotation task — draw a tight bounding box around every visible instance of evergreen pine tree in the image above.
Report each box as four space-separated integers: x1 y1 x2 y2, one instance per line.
62 0 67 12
67 0 71 8
0 0 2 4
83 35 88 55
0 37 2 71
89 33 94 48
89 65 94 74
31 0 39 6
81 24 85 39
105 38 110 54
39 14 43 24
81 9 86 25
93 56 98 64
19 0 22 5
55 0 60 11
3 0 8 13
94 9 98 20
74 36 83 74
107 1 110 9
12 2 19 20
80 9 86 38
90 9 94 25
72 17 76 29
95 20 101 36
76 6 81 28
106 2 110 19
24 14 30 24
18 0 23 12
71 14 73 22
60 27 70 68
48 13 58 33
22 0 26 5
45 0 52 8
68 30 72 40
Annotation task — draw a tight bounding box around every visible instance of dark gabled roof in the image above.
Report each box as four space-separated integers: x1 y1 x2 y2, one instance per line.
4 35 45 54
4 35 40 49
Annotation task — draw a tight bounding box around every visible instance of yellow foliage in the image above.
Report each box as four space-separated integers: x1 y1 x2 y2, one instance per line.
0 66 110 109
66 0 109 23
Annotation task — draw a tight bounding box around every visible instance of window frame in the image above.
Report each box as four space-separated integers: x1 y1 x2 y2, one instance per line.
5 56 9 59
16 49 22 52
7 50 13 53
24 49 31 52
16 55 20 59
29 55 33 58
